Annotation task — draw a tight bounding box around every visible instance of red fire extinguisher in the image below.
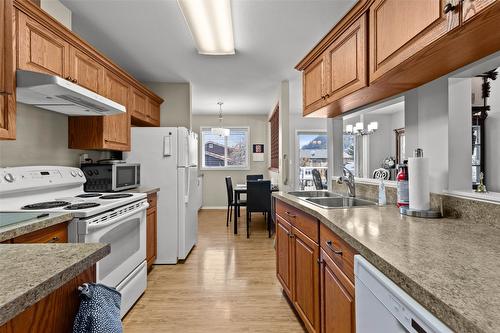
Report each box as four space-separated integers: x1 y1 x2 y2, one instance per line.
397 161 409 208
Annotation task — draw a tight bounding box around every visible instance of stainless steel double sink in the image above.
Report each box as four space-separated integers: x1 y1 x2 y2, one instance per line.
287 190 376 209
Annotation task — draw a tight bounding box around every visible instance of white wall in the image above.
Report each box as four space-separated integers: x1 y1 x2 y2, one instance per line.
41 0 72 29
192 114 268 208
144 82 191 128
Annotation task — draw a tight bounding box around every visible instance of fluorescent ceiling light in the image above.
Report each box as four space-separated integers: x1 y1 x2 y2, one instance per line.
178 0 235 55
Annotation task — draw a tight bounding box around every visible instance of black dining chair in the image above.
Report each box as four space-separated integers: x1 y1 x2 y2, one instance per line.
246 180 271 238
246 174 264 181
312 169 324 190
225 177 246 227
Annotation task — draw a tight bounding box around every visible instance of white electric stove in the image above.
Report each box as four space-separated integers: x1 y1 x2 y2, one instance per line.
0 166 148 317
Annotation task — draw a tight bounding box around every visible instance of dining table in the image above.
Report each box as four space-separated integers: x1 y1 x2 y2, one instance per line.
233 183 279 234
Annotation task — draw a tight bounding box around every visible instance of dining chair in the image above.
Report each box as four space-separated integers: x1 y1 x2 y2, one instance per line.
312 169 324 190
246 180 271 238
225 177 246 227
246 174 264 181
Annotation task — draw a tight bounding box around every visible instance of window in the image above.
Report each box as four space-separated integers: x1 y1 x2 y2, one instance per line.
269 105 279 169
200 127 250 170
297 131 328 190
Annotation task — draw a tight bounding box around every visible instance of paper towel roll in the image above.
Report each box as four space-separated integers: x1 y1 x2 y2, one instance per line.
408 156 430 211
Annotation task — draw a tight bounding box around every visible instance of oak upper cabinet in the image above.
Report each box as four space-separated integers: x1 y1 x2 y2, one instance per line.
68 46 103 93
292 226 320 333
369 0 460 83
147 98 161 126
462 0 496 22
276 216 293 298
17 10 69 78
100 69 130 150
320 249 355 333
0 0 15 140
130 87 148 123
324 13 367 104
303 55 326 115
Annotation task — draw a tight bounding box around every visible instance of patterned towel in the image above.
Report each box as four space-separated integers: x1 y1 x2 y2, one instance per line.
73 283 122 333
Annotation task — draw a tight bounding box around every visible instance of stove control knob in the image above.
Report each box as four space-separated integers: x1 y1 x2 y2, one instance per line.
4 173 15 183
77 170 84 177
70 170 77 177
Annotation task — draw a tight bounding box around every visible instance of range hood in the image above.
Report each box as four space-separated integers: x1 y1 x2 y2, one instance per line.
16 70 126 116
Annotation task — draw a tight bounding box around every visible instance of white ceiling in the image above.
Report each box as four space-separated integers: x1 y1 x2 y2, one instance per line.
61 0 355 115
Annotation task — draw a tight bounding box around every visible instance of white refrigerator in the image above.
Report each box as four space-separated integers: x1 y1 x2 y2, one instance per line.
124 127 199 264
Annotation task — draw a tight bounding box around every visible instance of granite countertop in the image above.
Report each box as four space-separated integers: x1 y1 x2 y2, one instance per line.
0 212 73 242
0 243 110 326
124 186 160 195
273 192 500 333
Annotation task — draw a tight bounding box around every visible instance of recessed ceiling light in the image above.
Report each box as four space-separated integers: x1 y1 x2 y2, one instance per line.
178 0 235 55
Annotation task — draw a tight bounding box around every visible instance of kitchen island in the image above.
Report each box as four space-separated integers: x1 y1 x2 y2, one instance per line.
273 192 500 333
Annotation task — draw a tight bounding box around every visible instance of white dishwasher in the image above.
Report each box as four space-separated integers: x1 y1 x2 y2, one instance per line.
354 255 453 333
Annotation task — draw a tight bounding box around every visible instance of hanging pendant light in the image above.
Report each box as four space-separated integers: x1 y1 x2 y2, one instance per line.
211 102 230 137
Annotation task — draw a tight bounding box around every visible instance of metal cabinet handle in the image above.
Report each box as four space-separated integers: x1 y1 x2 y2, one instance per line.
326 240 343 256
288 233 295 239
47 236 59 243
444 2 458 13
325 93 330 98
285 211 296 218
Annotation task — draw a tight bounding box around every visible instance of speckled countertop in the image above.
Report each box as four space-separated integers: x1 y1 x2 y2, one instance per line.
273 192 500 333
0 212 73 242
0 243 110 326
124 186 160 195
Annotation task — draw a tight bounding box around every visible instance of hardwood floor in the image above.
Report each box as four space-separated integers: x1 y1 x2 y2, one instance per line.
122 209 305 332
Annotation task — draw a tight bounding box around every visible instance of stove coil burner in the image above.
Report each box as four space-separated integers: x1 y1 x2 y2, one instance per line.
22 201 71 210
76 193 103 198
100 194 134 200
64 202 101 210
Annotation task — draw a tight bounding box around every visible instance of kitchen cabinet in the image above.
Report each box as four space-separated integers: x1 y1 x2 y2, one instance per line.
462 0 496 22
303 56 326 115
369 0 459 83
291 226 320 333
320 248 355 333
276 215 292 298
68 46 103 93
146 192 157 272
12 222 68 243
0 0 15 140
17 10 69 77
324 13 367 106
0 265 95 333
148 98 161 126
130 87 148 123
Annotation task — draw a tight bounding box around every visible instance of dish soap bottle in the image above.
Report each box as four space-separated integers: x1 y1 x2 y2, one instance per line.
378 179 387 206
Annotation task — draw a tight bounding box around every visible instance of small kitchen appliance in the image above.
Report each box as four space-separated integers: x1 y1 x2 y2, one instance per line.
81 161 140 192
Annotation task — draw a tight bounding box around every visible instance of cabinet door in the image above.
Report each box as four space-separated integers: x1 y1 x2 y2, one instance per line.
320 249 355 333
100 70 130 150
146 206 157 270
303 55 326 115
276 216 293 298
0 0 15 140
369 0 459 83
69 46 103 93
292 227 320 333
324 14 367 108
12 223 68 244
130 88 148 122
17 10 69 77
462 0 496 22
147 98 161 126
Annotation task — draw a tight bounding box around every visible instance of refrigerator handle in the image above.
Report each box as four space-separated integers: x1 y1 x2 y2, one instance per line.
184 167 191 204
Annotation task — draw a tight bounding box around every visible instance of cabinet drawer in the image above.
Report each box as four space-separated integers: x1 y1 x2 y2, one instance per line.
319 223 356 282
276 200 318 243
147 192 157 209
13 222 68 244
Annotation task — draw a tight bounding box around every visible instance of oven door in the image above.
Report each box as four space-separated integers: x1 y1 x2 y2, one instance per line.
79 202 147 287
112 164 139 191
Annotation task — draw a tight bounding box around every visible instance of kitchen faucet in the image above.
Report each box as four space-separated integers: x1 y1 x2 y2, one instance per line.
337 167 355 197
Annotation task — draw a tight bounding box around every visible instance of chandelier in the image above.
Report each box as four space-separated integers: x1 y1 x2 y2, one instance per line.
344 121 378 136
211 102 230 137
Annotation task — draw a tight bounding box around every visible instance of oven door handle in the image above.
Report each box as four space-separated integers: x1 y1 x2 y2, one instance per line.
84 202 149 232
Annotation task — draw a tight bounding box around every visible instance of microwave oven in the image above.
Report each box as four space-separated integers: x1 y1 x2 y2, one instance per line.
81 162 140 192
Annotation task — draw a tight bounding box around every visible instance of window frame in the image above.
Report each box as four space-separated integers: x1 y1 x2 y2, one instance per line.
199 126 251 171
269 105 279 170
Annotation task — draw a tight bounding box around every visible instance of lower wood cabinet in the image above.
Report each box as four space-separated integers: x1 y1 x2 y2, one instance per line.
275 199 357 333
12 222 68 244
146 192 158 272
320 248 355 333
0 265 96 333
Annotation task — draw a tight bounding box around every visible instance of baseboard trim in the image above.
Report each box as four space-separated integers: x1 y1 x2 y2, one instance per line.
201 206 247 210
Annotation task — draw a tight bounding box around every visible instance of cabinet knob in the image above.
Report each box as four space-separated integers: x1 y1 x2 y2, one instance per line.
443 2 458 14
48 237 59 243
325 93 330 98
